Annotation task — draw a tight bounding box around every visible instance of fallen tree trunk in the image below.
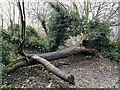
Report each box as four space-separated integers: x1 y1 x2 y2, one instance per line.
31 55 74 84
29 46 98 60
3 55 75 84
3 46 98 74
3 46 98 84
3 58 33 74
6 1 75 85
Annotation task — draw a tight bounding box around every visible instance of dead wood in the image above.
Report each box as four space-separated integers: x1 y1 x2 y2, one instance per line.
3 46 98 74
29 46 98 61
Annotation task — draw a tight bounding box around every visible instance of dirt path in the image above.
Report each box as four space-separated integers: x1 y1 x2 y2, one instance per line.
54 55 119 88
2 54 119 88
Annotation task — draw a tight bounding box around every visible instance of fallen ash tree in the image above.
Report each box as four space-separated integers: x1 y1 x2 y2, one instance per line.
3 45 98 84
3 46 98 73
2 1 98 85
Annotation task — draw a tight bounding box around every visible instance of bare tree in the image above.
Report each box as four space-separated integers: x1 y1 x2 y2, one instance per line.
72 0 118 22
25 1 52 34
68 0 119 39
0 14 3 30
0 0 16 36
118 1 120 39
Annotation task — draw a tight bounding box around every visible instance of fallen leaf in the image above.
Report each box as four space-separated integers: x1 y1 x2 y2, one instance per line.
26 79 29 82
46 82 52 88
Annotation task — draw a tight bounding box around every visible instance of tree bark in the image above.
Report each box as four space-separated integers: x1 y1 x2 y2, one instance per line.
5 1 76 85
31 55 74 84
29 46 98 60
3 51 76 84
3 46 98 73
118 2 120 39
3 46 98 84
3 56 75 84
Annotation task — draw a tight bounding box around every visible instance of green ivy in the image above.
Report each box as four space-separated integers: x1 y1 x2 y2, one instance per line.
47 3 81 51
24 26 48 53
1 82 12 89
47 3 119 61
86 18 119 61
1 38 13 65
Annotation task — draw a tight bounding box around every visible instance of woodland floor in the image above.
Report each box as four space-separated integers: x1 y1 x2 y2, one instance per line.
2 54 120 88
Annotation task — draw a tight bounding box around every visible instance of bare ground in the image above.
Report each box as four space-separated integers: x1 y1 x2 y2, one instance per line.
2 54 120 88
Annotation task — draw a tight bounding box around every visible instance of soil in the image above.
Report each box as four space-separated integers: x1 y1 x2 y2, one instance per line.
2 54 120 88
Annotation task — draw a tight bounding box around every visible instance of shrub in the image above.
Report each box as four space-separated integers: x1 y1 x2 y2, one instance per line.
115 39 120 51
24 26 48 53
47 3 70 51
47 2 81 51
1 38 13 65
47 3 119 61
7 24 20 36
101 42 119 61
25 26 40 38
86 18 119 61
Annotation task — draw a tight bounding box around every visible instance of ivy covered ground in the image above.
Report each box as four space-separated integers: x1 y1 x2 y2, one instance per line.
2 54 119 88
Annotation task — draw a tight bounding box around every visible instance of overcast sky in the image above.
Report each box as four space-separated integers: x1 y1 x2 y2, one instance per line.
0 0 119 37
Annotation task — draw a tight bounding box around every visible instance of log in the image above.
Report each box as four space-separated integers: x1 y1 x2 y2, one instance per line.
3 46 98 85
31 55 75 84
8 1 75 84
3 46 98 74
29 46 98 61
3 55 75 84
3 58 33 73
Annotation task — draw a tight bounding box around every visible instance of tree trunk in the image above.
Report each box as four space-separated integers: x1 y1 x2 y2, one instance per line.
3 46 98 73
31 55 74 84
3 46 98 84
118 2 120 39
8 1 75 85
29 46 98 60
3 53 76 84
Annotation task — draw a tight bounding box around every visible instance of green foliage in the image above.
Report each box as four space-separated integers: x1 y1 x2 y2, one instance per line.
11 35 19 42
86 18 119 61
25 26 40 38
8 24 20 30
115 39 120 51
47 3 68 51
0 63 6 69
72 2 80 19
2 25 48 65
68 15 88 36
1 37 13 65
1 37 22 65
24 26 47 53
87 19 111 50
47 3 80 51
0 63 7 77
1 82 12 89
47 2 119 61
8 24 20 35
101 42 119 61
1 29 22 65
